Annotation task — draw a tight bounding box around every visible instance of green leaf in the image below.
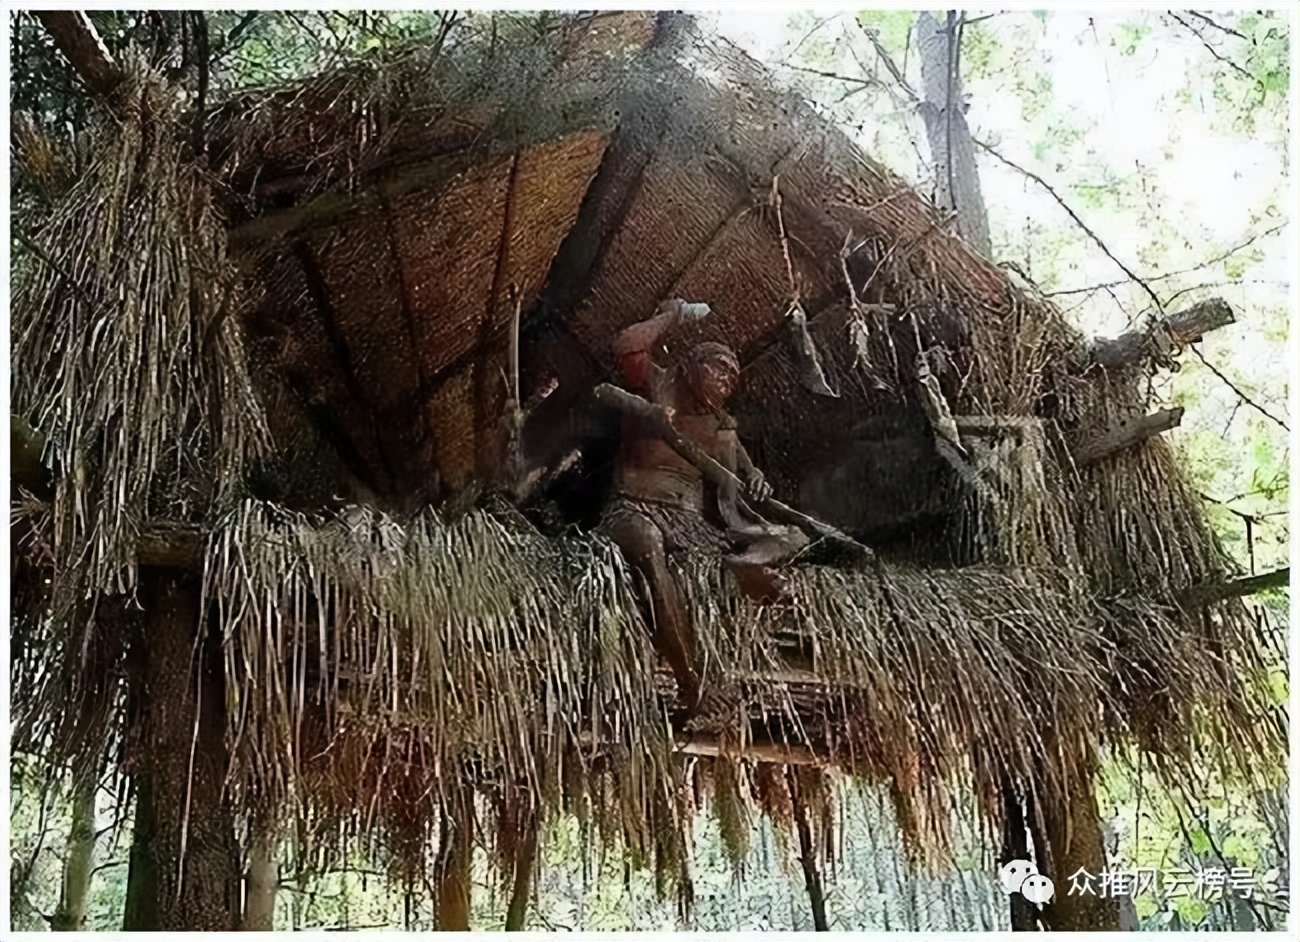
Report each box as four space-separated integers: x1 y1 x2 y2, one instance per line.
1189 825 1212 856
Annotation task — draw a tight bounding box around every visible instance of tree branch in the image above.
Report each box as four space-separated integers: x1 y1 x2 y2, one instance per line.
858 22 920 102
1186 345 1290 431
1168 12 1257 85
974 138 1164 310
1088 298 1235 371
1045 222 1287 298
32 12 124 99
780 62 873 86
1187 10 1250 42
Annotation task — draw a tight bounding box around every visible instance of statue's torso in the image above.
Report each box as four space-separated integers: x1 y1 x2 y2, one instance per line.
615 370 734 513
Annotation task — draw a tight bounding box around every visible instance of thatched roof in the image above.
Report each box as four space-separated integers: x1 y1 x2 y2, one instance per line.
10 10 1285 904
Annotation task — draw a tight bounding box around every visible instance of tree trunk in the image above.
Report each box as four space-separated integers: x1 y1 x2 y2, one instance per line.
50 773 98 931
434 782 475 931
916 12 992 257
787 769 829 931
241 822 279 931
123 776 159 931
124 572 242 931
504 814 538 931
999 779 1042 931
1036 740 1120 931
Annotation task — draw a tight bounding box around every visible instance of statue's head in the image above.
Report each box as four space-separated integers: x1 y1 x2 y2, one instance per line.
684 342 740 413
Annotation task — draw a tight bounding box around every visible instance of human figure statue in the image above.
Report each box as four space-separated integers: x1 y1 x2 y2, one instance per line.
600 298 809 713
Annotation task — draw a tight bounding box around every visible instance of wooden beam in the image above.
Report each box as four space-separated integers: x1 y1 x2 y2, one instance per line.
1074 407 1183 466
675 735 821 766
227 152 478 251
33 12 124 99
137 530 204 571
1089 299 1234 371
1180 567 1289 608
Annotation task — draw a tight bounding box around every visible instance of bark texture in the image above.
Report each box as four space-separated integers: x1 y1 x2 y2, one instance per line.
916 12 992 256
123 573 241 931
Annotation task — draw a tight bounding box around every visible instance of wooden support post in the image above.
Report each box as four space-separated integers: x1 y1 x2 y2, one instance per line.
1074 407 1183 466
786 768 829 931
241 821 280 931
1035 740 1120 932
434 781 474 931
123 572 242 931
999 778 1042 932
51 773 98 931
1089 299 1234 371
503 813 538 932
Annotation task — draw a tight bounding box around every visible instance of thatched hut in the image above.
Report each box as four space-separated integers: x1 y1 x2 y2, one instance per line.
10 11 1286 932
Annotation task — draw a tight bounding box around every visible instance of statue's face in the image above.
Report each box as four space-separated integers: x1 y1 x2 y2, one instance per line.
689 356 738 412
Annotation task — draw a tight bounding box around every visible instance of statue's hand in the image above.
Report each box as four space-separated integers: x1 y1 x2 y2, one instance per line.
744 469 773 503
662 298 712 322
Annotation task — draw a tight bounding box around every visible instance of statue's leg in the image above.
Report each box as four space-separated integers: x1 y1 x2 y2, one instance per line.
605 511 702 710
725 526 810 602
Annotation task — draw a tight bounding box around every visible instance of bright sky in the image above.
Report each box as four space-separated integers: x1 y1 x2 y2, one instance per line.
707 5 1293 337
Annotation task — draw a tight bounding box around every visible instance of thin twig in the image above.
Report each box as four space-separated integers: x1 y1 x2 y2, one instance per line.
859 22 920 102
771 176 799 302
781 13 839 65
974 138 1164 310
780 62 872 86
1187 345 1289 431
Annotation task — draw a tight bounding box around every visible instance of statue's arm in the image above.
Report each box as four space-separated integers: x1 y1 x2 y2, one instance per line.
613 299 710 391
734 437 773 503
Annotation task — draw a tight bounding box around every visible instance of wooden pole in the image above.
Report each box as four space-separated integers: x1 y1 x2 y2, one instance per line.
51 773 98 931
1089 299 1234 371
998 778 1042 932
124 572 242 930
1180 567 1289 608
241 822 279 931
434 781 474 931
1074 408 1183 466
1035 738 1120 931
